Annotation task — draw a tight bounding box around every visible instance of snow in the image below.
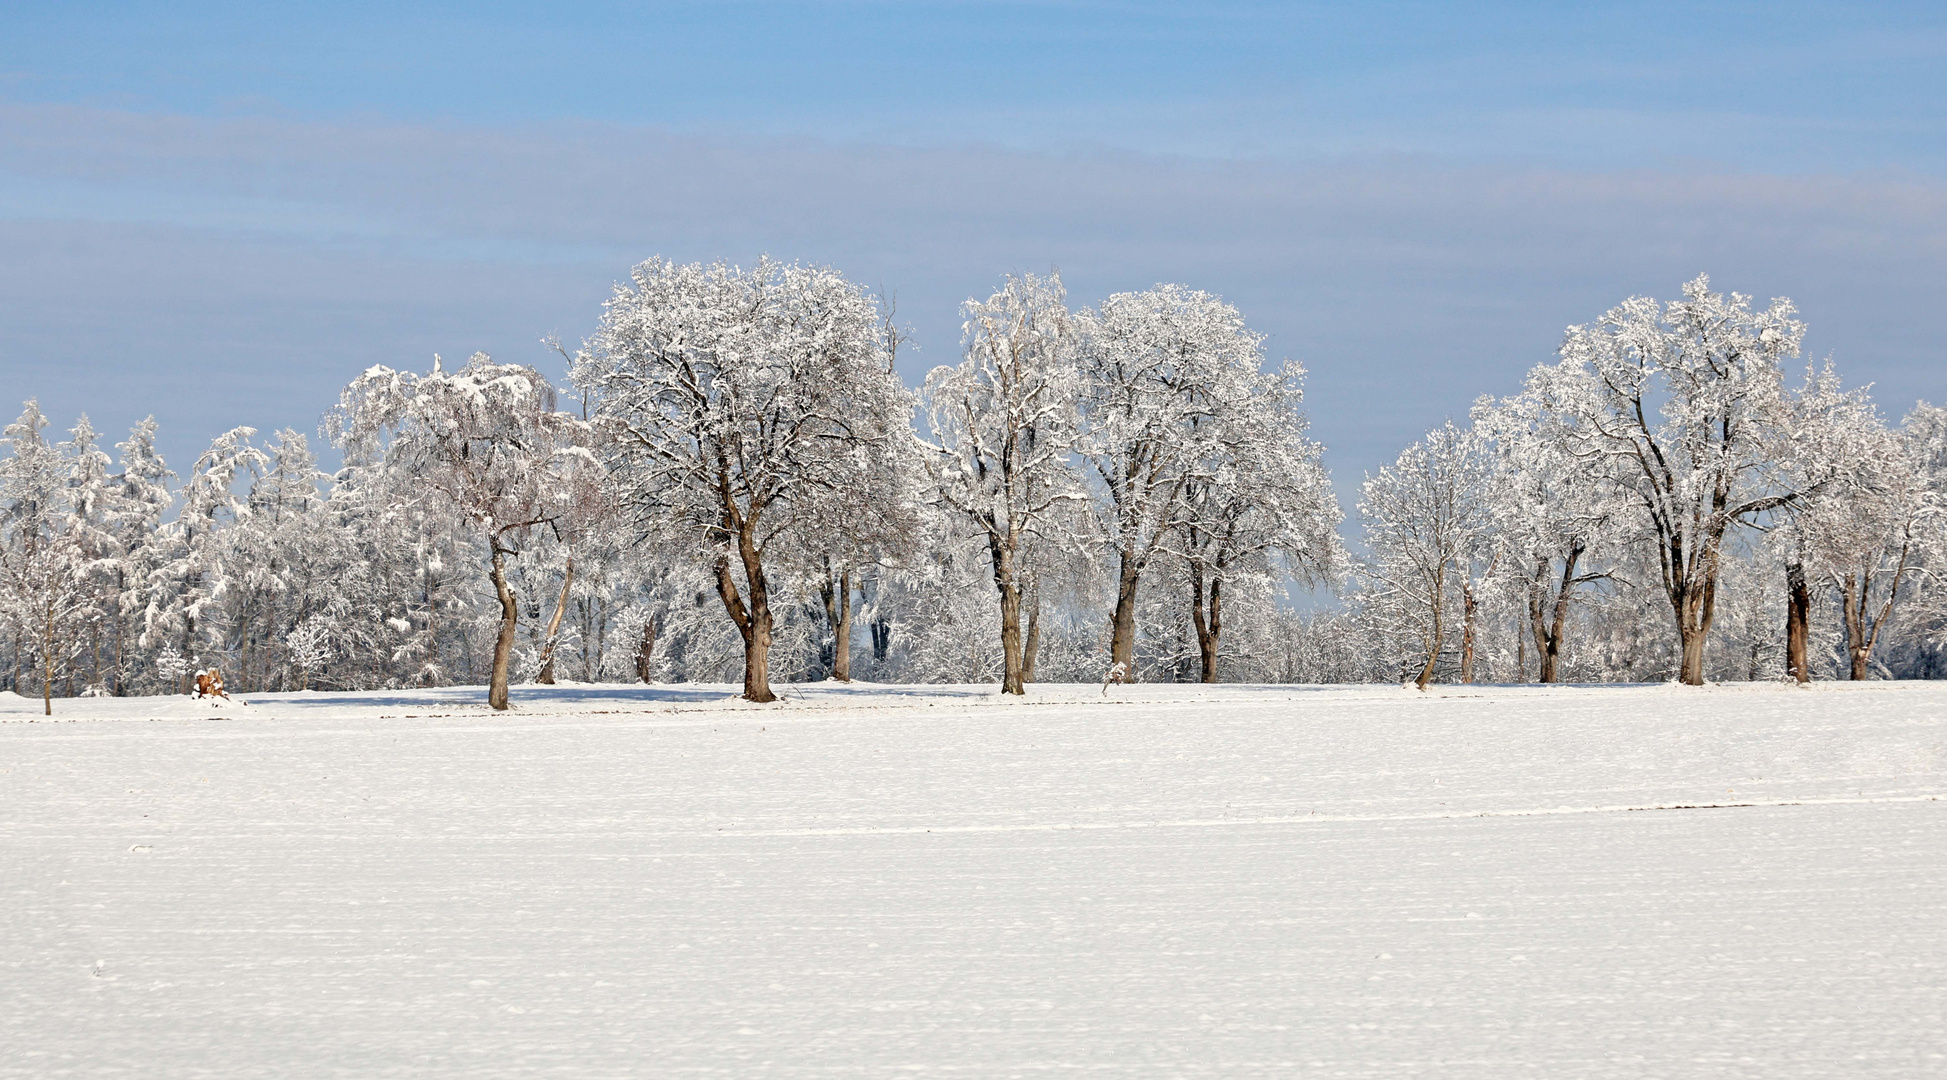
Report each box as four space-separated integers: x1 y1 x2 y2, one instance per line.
4 681 1944 1077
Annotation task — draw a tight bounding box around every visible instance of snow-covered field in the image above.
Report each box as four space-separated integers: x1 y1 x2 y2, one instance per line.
4 680 1944 1078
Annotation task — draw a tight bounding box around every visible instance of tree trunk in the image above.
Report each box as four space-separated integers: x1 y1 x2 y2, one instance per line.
1107 550 1141 672
988 535 1025 695
1188 562 1222 684
1785 560 1812 684
997 579 1024 694
634 616 657 683
1460 583 1478 685
1413 562 1444 691
820 566 854 682
1414 597 1442 692
1669 533 1725 686
713 521 777 703
535 556 575 684
488 547 519 711
1677 622 1708 687
742 610 774 701
42 599 54 717
1022 581 1041 684
1842 572 1871 681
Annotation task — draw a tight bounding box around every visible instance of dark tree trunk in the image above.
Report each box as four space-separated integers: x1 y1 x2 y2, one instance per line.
1460 583 1479 685
634 615 658 684
1107 550 1142 672
1189 561 1222 684
1786 560 1812 684
713 516 776 703
988 535 1026 695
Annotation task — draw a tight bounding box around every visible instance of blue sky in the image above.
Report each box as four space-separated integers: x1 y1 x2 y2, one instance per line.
3 1 1945 494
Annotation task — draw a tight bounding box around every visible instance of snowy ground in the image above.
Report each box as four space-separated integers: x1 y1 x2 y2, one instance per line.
4 680 1944 1078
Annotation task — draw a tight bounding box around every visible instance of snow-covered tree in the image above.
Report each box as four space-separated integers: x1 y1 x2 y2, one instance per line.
329 355 598 710
1072 284 1338 680
1525 274 1809 685
1171 359 1340 682
1 404 90 711
922 271 1084 694
105 419 173 692
1356 421 1495 690
573 256 910 702
60 416 123 694
141 426 267 692
1473 394 1621 683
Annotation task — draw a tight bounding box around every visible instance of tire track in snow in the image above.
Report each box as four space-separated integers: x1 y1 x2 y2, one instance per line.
712 793 1944 836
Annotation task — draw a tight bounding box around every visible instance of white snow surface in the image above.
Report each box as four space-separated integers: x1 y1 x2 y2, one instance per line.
4 680 1944 1078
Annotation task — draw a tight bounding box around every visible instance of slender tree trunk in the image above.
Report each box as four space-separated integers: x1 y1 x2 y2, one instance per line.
42 599 54 716
997 578 1024 694
1107 550 1142 671
821 566 854 682
1460 583 1479 685
238 597 254 695
1188 562 1223 684
1785 560 1812 684
180 616 194 696
634 615 657 683
535 556 575 684
488 547 519 711
1021 582 1041 684
1842 572 1871 681
1415 567 1444 691
112 576 126 695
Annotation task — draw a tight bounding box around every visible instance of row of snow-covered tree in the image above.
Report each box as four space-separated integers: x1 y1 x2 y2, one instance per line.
1352 274 1947 689
0 261 1339 711
2 264 1942 710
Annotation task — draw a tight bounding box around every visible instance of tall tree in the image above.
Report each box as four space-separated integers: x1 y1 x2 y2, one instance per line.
1 403 91 713
923 271 1083 695
574 256 909 702
1172 359 1340 682
1078 284 1268 676
1474 394 1619 683
1526 274 1808 686
1356 422 1494 690
141 426 266 692
329 355 598 710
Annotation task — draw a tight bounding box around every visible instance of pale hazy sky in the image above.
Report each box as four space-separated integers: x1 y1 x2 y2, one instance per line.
3 1 1944 492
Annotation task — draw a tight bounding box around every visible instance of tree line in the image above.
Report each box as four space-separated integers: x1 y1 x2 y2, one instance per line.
2 265 1941 712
